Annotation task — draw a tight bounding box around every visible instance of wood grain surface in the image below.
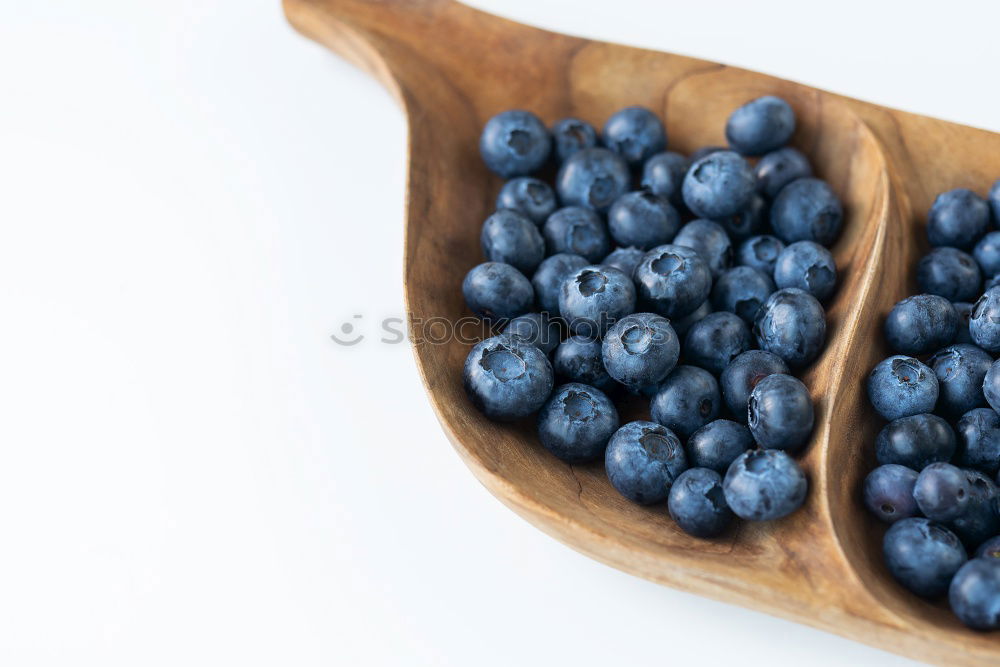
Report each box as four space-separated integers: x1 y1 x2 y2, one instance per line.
282 0 1000 663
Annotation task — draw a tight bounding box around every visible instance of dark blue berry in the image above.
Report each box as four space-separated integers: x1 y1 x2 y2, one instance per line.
550 117 598 163
863 464 919 523
602 313 680 390
673 219 733 279
553 335 613 390
684 311 752 375
719 350 789 421
773 241 837 302
927 188 990 250
501 312 562 355
542 206 611 263
971 287 1000 352
682 150 756 219
559 265 636 337
462 262 534 323
537 383 619 463
602 106 667 166
556 147 630 213
737 234 786 275
601 247 645 278
607 191 680 250
463 335 554 421
531 253 588 314
723 449 807 521
956 408 1000 476
711 266 775 324
496 177 557 224
770 178 843 246
930 344 991 417
973 231 1000 278
884 294 959 356
950 558 1000 630
876 413 956 470
976 535 1000 559
650 365 720 438
991 179 1000 224
605 421 688 504
753 288 826 368
641 151 689 206
481 209 545 274
668 468 734 538
725 95 795 156
480 110 551 178
634 244 713 319
686 419 753 473
917 247 982 302
747 373 814 451
883 518 966 598
868 356 939 421
986 359 1000 414
755 146 812 199
914 462 972 522
947 469 1000 549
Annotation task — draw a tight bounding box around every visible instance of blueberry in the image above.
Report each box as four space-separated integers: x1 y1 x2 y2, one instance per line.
556 147 630 213
876 413 956 470
863 464 920 524
686 419 754 473
463 335 554 421
991 179 1000 224
753 288 827 368
917 247 982 302
950 558 1000 630
682 150 756 219
531 253 589 314
650 365 721 438
914 462 972 522
884 294 959 356
550 117 598 163
462 262 534 323
641 151 690 206
537 382 619 463
867 356 939 421
480 209 545 274
755 146 812 199
670 299 712 339
479 110 551 178
634 244 713 319
690 146 725 161
496 177 557 224
717 193 767 241
559 265 636 337
683 312 752 375
747 373 814 451
673 219 733 278
542 206 611 263
927 188 990 250
930 344 991 417
501 312 562 355
952 302 975 344
986 359 1000 414
601 247 645 277
725 95 796 156
883 518 967 598
737 234 786 275
773 241 837 302
971 287 1000 352
607 191 680 250
602 106 667 167
668 468 734 538
720 350 790 421
723 448 807 521
602 313 680 390
947 469 1000 549
976 535 1000 559
973 231 1000 278
770 178 843 246
553 335 613 390
956 408 1000 476
711 266 775 324
605 421 688 504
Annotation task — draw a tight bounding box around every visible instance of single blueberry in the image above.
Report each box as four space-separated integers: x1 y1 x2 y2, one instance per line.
462 262 534 323
501 312 562 355
537 382 619 463
755 146 812 199
973 231 1000 278
753 288 827 368
601 247 645 278
496 177 557 224
947 469 1000 549
480 209 545 274
950 558 1000 630
884 294 959 356
479 110 551 178
634 244 713 319
670 299 712 339
914 462 972 522
737 234 786 275
711 266 775 324
686 419 754 473
719 350 790 421
531 253 589 314
542 206 611 263
930 344 991 417
770 178 843 246
673 219 733 279
725 95 796 156
650 365 721 438
956 408 1000 476
917 247 982 302
559 265 636 337
867 356 939 421
990 179 1000 224
684 312 752 375
875 413 956 470
668 468 734 538
553 335 613 390
971 287 1000 352
550 117 598 163
607 190 680 250
863 464 920 524
605 420 688 504
602 106 667 166
717 193 767 242
556 147 630 213
952 302 975 344
747 373 814 452
463 335 554 421
977 535 1000 559
986 358 1000 414
723 449 808 521
682 150 756 220
883 518 967 598
773 241 838 302
602 313 680 390
641 151 690 207
927 188 990 250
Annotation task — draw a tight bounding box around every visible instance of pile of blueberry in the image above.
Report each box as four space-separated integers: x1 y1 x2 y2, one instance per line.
865 181 1000 630
462 96 845 539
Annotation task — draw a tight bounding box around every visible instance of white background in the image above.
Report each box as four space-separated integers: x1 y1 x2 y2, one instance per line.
2 1 997 665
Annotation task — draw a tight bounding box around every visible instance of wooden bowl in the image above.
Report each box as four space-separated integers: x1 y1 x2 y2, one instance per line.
284 0 1000 662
